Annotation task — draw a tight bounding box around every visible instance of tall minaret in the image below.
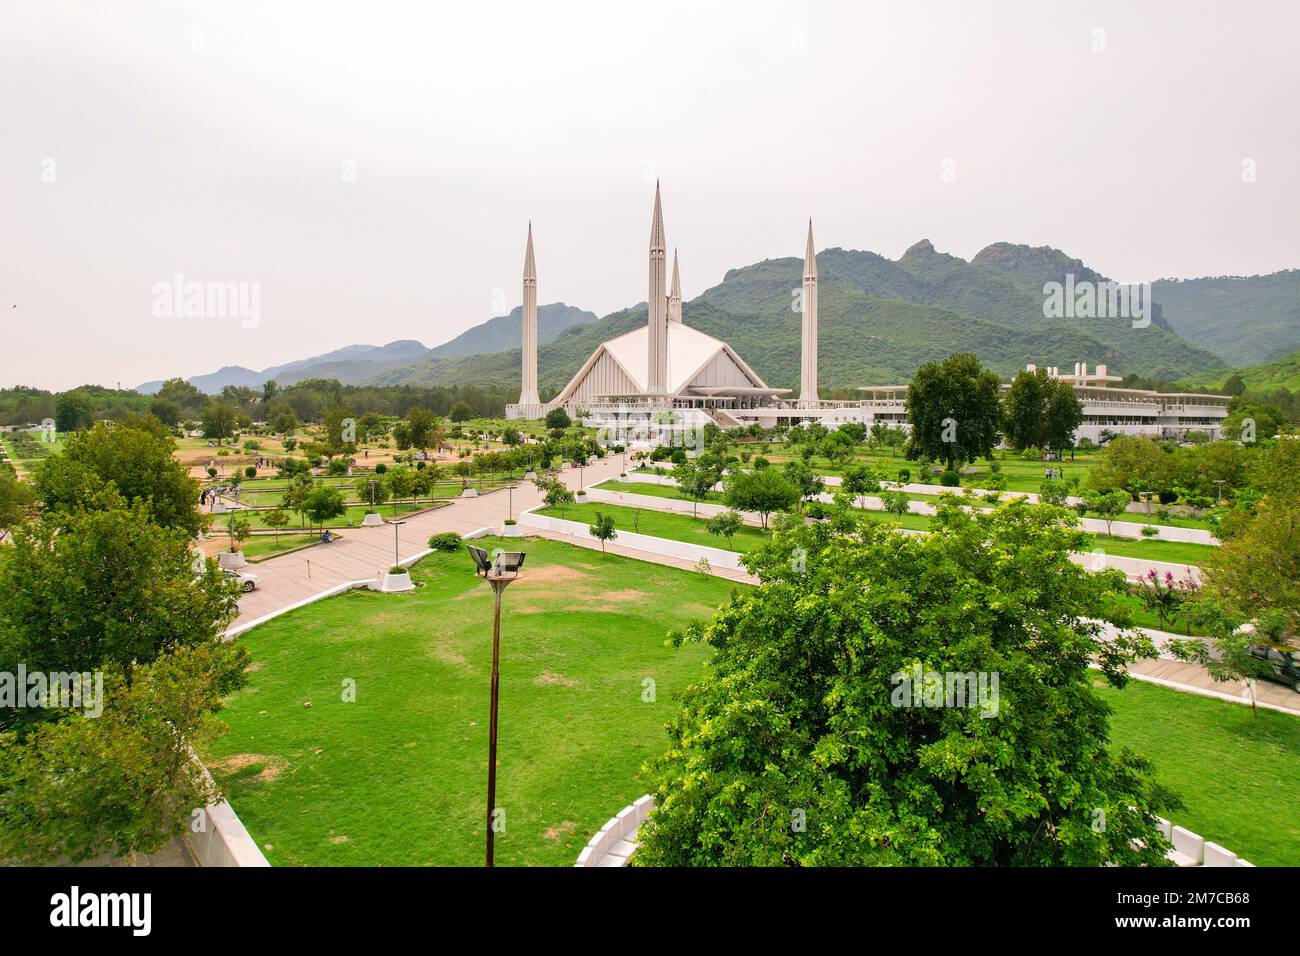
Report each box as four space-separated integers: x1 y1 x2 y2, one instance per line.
668 249 683 324
518 222 540 407
647 182 668 395
800 219 819 404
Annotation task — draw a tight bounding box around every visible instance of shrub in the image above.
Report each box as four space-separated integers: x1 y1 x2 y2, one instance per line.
388 565 405 574
1157 490 1177 505
939 470 961 487
375 463 387 475
753 456 770 470
503 519 517 526
896 468 910 483
1140 526 1159 538
427 532 461 552
244 466 257 479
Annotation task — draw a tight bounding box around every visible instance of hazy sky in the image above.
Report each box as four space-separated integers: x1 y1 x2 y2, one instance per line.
2 0 1296 391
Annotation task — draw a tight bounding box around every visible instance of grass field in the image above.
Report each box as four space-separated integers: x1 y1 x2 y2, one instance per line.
199 538 733 866
209 499 451 531
239 532 321 561
1098 680 1300 866
537 501 773 549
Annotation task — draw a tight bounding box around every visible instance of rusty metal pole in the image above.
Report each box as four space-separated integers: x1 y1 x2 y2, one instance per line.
485 574 511 867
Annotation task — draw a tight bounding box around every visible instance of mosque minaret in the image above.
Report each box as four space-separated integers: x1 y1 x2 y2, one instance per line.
517 222 540 408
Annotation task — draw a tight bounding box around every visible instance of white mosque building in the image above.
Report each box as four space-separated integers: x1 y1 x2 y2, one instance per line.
505 184 843 442
505 185 1231 446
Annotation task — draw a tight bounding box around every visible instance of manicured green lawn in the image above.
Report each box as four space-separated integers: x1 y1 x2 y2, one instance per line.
200 538 734 866
1097 680 1300 866
537 501 771 551
241 533 321 561
593 479 723 504
1089 534 1215 567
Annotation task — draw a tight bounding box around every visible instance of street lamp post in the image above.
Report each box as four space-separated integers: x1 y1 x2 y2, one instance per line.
369 478 378 511
470 547 526 867
388 519 405 567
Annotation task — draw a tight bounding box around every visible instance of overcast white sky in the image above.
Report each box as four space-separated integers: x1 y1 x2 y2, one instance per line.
2 0 1296 391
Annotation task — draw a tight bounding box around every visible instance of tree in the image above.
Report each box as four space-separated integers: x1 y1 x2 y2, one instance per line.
544 407 571 430
1221 373 1246 397
905 353 1003 471
303 484 346 532
35 421 207 538
449 401 473 423
1168 596 1284 715
0 498 240 732
1203 485 1300 634
706 510 744 549
841 465 879 509
1084 490 1130 537
156 377 205 413
879 489 912 524
633 500 1173 866
0 641 248 863
406 407 442 453
544 481 575 518
323 404 356 454
263 508 290 545
225 515 251 554
54 393 96 434
201 403 237 441
148 397 181 428
589 511 617 553
1086 436 1171 497
673 461 718 517
383 467 415 516
1131 569 1199 632
781 460 825 512
0 470 36 543
723 469 799 529
1002 368 1084 452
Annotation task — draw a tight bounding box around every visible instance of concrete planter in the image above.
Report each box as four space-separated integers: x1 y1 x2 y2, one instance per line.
217 551 246 569
524 471 537 480
362 512 385 527
460 488 479 498
380 571 414 593
501 523 522 538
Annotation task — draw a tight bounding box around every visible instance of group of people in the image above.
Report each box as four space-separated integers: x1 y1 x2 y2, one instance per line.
199 485 240 510
1044 466 1066 480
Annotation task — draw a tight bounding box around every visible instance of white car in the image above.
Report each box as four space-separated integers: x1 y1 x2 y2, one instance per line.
223 568 259 593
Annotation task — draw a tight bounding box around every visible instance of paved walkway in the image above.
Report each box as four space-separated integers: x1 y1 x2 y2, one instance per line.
230 456 627 625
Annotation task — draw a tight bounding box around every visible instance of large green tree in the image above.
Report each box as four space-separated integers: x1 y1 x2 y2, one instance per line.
1002 368 1084 451
201 402 237 440
635 499 1174 866
0 497 239 733
904 353 1003 471
35 420 206 537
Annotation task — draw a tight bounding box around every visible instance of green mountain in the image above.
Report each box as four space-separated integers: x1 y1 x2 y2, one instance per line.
1150 271 1300 367
1180 349 1300 393
371 241 1232 393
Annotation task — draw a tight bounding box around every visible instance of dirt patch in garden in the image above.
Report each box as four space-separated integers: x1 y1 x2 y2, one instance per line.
534 670 576 687
543 821 577 841
215 753 288 783
514 565 590 587
594 588 648 604
428 642 468 667
330 834 350 844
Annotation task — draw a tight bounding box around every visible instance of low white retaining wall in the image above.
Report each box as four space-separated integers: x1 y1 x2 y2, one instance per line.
519 508 745 570
187 799 271 867
573 798 1251 868
576 794 654 867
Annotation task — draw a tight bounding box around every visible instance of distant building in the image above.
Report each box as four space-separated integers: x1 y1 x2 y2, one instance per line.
856 363 1231 444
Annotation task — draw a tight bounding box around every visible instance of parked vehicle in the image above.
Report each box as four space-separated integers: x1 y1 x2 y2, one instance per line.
1247 643 1300 693
223 568 259 593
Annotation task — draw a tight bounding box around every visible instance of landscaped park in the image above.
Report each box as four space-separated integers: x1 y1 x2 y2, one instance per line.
198 533 1300 867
